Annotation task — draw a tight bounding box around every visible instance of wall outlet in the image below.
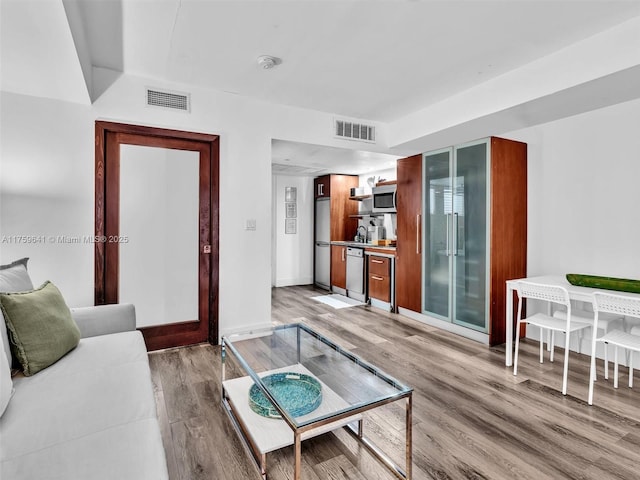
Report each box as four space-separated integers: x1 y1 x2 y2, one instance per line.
245 219 257 231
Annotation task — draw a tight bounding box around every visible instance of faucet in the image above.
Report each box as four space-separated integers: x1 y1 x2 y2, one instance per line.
357 225 367 243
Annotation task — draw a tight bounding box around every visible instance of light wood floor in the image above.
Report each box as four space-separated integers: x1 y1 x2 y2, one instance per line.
149 285 640 480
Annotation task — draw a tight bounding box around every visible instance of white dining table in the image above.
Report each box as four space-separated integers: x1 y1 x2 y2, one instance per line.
504 275 640 366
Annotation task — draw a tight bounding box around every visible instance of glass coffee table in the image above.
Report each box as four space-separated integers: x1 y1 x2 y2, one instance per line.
221 323 413 480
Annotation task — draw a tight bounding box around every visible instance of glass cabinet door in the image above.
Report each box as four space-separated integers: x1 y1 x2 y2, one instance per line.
423 148 453 320
452 141 488 331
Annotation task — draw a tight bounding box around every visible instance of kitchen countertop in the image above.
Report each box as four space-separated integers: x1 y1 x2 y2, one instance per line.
330 241 396 252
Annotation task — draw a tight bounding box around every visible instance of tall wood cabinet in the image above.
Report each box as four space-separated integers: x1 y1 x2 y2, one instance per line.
421 137 527 346
396 154 423 313
314 174 358 289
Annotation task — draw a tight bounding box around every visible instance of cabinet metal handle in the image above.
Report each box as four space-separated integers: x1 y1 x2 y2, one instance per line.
372 259 384 264
446 213 451 256
371 275 384 281
453 212 459 256
318 183 323 196
342 247 345 262
416 214 421 255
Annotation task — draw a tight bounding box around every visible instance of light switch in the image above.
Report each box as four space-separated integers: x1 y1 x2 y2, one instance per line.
245 219 257 231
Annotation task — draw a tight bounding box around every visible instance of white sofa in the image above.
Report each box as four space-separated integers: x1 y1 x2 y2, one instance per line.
0 303 169 480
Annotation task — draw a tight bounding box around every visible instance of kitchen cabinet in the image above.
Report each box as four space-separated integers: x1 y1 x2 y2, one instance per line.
314 175 358 289
368 255 391 303
314 176 331 198
422 137 526 346
314 175 359 241
330 244 347 290
395 154 422 313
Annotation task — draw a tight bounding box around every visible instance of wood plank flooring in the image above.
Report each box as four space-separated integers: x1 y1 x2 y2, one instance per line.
149 285 640 480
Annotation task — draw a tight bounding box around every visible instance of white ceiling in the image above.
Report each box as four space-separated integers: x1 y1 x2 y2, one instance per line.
271 139 401 176
3 0 640 174
80 0 640 122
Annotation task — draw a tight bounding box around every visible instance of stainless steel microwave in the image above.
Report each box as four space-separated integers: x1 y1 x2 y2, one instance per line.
372 184 397 213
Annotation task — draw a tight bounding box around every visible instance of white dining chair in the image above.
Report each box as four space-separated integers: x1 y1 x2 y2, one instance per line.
588 292 640 405
552 306 624 354
513 281 591 395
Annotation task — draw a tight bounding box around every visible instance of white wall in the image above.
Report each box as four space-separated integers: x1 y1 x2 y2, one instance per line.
505 97 640 279
0 93 94 302
272 175 314 287
1 73 385 340
504 97 640 353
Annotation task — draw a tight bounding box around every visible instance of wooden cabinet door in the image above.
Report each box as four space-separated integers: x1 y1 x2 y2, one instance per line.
314 176 331 198
396 154 422 313
368 255 391 302
328 175 359 241
330 244 346 289
488 137 527 345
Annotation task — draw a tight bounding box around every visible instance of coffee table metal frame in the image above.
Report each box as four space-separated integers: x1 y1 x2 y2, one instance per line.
221 323 413 480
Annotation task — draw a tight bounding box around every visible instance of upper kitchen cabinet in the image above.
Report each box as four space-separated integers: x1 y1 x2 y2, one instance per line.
314 176 331 198
314 174 359 241
396 154 422 313
422 137 527 346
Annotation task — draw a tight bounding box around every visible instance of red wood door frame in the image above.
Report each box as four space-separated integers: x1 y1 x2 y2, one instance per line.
95 121 219 350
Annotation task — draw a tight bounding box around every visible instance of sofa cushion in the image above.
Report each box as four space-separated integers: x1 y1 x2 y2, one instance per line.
0 331 154 458
1 418 167 480
0 258 34 366
0 330 167 479
0 281 80 376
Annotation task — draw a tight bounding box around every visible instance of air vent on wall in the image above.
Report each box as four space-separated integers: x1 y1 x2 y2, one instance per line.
334 119 375 143
146 88 190 112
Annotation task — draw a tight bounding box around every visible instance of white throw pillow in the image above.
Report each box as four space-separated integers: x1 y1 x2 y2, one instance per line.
0 258 34 366
0 332 13 416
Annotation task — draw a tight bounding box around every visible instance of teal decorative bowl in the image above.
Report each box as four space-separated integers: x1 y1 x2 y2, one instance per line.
248 372 322 419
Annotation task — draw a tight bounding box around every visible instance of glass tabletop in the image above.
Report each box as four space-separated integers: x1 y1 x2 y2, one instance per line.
222 323 412 429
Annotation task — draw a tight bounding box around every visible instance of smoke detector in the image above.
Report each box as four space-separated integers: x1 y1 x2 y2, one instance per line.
257 55 280 69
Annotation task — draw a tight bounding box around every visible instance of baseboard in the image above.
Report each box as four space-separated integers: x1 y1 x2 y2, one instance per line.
332 286 347 296
219 321 273 343
274 277 314 287
397 308 490 345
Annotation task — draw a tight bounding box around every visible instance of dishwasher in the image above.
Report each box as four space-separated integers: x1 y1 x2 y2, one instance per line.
346 247 365 302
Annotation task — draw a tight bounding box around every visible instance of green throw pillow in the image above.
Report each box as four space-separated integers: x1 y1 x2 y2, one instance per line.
0 281 80 376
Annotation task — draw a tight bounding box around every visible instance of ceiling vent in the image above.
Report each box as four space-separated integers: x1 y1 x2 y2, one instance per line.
146 88 190 112
334 119 376 143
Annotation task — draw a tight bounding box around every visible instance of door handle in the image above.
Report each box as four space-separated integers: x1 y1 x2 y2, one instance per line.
446 213 451 256
416 214 421 255
371 275 384 281
453 212 459 256
371 259 384 264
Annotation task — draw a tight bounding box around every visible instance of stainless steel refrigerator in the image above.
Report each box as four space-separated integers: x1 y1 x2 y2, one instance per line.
314 198 331 289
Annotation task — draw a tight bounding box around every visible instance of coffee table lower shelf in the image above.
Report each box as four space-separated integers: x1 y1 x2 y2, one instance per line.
221 325 413 480
222 364 362 478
